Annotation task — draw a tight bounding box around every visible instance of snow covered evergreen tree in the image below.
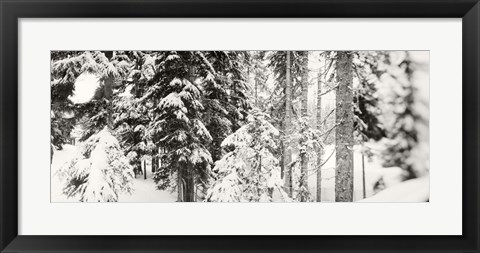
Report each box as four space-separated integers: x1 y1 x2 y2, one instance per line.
248 51 271 109
288 117 321 202
50 50 430 203
380 52 425 179
352 51 387 198
143 51 213 202
59 127 134 202
54 51 135 202
268 51 307 197
114 51 157 176
199 51 250 163
75 51 131 140
51 51 89 151
353 51 386 142
206 110 289 202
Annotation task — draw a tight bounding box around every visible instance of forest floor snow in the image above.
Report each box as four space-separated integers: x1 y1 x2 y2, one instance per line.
51 143 404 202
310 144 404 202
51 144 176 202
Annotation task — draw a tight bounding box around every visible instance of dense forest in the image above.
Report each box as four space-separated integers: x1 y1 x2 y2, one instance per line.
51 50 429 202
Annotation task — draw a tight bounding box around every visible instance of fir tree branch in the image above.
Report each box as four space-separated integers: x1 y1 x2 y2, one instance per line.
195 51 217 76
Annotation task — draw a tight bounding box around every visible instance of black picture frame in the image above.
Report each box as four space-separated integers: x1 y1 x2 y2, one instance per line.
1 0 479 252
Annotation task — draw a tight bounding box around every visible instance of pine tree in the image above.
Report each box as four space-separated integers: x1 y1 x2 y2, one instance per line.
283 51 293 197
249 51 270 110
269 51 310 198
298 51 309 201
145 51 213 202
59 127 134 202
51 51 89 151
381 52 424 179
352 51 387 198
288 117 319 201
200 51 250 163
54 51 134 202
206 110 289 202
353 51 386 142
75 51 131 140
114 51 157 176
335 51 354 202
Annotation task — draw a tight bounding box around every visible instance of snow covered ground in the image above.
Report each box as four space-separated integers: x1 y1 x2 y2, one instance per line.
52 143 404 202
51 144 176 202
307 144 404 202
358 176 429 202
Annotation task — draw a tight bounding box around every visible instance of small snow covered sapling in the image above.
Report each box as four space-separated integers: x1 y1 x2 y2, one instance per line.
60 127 134 202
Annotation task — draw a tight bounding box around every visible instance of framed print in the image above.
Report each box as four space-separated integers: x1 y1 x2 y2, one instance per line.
1 0 479 252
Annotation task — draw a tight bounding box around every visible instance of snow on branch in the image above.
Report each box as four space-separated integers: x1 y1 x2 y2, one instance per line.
195 51 217 76
158 92 184 110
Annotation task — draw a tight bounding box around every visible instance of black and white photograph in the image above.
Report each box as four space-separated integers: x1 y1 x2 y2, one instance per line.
50 50 429 203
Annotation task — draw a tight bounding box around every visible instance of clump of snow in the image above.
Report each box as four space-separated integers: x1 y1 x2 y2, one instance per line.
68 73 100 104
159 92 184 110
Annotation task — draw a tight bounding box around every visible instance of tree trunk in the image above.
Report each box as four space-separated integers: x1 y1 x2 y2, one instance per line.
103 51 114 129
177 169 183 202
280 124 285 179
299 51 309 201
300 52 309 118
335 51 354 202
255 74 258 107
143 160 147 180
184 167 195 202
283 51 293 197
181 65 197 202
316 62 323 202
152 156 157 173
362 154 366 199
50 145 54 164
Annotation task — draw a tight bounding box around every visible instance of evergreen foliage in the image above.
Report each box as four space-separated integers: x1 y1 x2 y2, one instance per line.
51 50 429 203
59 127 134 202
206 110 289 202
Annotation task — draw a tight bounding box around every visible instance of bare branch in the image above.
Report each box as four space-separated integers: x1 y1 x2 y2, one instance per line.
318 85 338 97
321 108 335 126
321 122 341 142
321 149 335 167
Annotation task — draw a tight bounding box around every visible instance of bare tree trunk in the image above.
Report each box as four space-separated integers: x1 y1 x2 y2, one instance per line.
299 51 309 201
335 51 354 202
316 62 324 202
184 167 195 202
177 169 183 202
280 122 285 179
152 156 157 173
362 154 366 199
283 51 293 197
51 145 54 165
254 72 259 107
143 160 147 180
300 52 309 117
